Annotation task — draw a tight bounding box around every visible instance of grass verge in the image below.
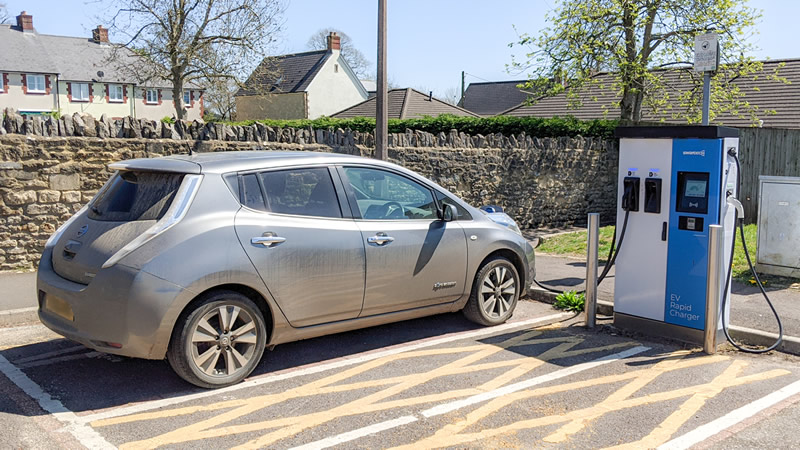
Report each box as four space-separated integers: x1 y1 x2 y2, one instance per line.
536 224 800 288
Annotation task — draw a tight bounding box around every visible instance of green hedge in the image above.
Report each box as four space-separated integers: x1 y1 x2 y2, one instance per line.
226 115 618 139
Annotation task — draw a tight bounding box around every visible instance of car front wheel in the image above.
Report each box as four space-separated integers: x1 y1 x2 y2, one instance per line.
167 290 267 388
463 256 520 326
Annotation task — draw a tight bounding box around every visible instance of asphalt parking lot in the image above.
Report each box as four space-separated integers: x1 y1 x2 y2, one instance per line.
3 300 800 449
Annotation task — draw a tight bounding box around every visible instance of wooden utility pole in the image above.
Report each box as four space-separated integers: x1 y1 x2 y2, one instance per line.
375 0 388 160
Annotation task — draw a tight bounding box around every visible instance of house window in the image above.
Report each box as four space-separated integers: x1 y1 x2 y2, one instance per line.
27 74 46 93
184 90 192 107
109 84 124 102
146 89 158 104
72 83 90 101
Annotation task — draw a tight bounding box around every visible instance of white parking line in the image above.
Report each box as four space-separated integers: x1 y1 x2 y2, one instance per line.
18 351 101 369
289 415 419 450
76 312 571 425
14 344 88 365
288 346 650 450
658 378 800 450
0 353 115 449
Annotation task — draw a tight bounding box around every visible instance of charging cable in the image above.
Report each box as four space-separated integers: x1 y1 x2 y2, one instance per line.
532 184 633 295
720 151 783 353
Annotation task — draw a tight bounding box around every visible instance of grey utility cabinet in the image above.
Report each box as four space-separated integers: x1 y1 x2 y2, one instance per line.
757 176 800 277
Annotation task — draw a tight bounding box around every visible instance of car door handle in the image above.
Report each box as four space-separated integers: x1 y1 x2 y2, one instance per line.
251 236 286 247
367 233 395 245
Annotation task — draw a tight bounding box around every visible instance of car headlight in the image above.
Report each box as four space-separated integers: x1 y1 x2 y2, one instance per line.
484 211 523 236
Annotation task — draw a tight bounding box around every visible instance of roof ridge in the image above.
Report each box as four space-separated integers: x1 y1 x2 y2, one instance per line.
274 49 328 59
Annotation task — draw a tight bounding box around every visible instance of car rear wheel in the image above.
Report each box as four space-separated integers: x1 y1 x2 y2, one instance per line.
167 290 267 388
463 256 520 326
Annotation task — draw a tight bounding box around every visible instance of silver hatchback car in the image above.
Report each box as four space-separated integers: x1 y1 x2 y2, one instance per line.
37 151 535 388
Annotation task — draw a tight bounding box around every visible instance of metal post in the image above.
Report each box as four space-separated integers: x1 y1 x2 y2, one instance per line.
375 0 388 160
585 213 599 328
460 71 465 106
702 71 711 125
704 225 724 354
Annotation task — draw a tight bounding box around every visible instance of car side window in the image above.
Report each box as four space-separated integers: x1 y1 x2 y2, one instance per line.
343 167 437 220
435 190 472 221
241 173 266 211
259 167 342 218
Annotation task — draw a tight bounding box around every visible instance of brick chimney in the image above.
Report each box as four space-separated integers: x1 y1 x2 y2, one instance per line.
16 11 34 32
326 32 341 51
92 25 109 43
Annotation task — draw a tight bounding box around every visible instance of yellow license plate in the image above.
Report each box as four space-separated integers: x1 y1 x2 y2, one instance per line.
45 295 74 321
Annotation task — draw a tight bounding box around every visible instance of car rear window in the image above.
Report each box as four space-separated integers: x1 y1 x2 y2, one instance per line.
260 168 342 218
88 171 184 222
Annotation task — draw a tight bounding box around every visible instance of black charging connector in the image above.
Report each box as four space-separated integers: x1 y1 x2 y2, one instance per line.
622 177 640 212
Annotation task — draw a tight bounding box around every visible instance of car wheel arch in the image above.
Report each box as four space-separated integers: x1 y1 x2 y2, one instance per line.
477 248 527 290
170 283 275 347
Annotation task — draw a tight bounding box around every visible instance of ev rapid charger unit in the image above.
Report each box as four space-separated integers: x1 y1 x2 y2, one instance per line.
613 126 740 344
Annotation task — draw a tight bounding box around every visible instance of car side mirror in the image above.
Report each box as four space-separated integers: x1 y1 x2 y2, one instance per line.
441 204 456 222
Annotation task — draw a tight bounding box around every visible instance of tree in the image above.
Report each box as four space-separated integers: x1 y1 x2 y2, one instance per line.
510 0 775 124
306 28 370 78
104 0 285 120
0 3 10 24
441 87 461 106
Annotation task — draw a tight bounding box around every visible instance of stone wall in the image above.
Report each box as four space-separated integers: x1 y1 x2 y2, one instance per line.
0 131 618 270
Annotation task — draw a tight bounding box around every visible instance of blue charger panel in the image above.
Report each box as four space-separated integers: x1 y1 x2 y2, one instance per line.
664 139 723 329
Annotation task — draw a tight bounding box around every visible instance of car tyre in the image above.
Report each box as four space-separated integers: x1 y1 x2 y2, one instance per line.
167 290 267 388
463 256 520 326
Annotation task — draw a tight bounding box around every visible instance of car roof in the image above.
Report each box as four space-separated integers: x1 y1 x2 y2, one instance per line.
110 151 399 174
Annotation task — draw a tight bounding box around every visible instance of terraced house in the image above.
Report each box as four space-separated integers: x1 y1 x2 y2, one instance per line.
0 12 204 121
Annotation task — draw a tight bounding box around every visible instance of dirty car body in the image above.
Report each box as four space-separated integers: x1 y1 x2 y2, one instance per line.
37 151 535 387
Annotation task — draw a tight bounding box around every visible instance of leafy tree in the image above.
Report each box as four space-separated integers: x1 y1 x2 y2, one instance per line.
510 0 777 124
104 0 285 120
306 28 370 78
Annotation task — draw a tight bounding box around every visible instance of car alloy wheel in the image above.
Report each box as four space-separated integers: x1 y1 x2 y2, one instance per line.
479 266 516 319
190 305 259 377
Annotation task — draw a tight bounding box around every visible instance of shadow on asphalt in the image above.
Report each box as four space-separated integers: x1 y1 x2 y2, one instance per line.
1 311 488 414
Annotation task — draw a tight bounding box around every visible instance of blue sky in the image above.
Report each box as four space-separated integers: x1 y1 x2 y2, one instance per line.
4 0 797 97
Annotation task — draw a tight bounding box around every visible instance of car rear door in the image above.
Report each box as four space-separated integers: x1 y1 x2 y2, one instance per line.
234 166 366 327
336 165 468 317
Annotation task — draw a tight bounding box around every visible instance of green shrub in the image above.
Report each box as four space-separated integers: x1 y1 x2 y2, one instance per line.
553 291 585 312
222 114 618 139
161 116 176 124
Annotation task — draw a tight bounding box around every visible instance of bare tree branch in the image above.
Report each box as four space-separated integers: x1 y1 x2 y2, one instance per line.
101 0 286 120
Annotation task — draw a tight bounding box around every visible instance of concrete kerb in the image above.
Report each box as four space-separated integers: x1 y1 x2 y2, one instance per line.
0 307 39 328
526 288 800 356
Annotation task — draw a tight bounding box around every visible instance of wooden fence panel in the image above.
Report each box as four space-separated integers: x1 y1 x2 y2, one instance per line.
738 128 800 223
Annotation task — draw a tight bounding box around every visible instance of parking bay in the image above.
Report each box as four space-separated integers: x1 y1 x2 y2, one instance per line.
2 300 800 449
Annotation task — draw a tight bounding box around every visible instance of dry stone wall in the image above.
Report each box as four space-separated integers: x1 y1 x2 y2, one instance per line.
0 131 617 270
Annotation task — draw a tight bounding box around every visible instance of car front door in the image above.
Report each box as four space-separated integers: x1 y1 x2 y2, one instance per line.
234 166 366 327
337 166 468 317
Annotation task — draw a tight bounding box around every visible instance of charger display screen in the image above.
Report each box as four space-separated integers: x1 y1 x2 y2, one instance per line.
684 180 707 198
676 172 710 213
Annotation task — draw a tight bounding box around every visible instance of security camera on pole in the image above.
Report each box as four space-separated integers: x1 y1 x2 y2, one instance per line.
694 32 720 125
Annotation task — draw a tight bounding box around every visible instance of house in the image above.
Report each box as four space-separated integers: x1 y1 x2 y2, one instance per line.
236 33 368 120
0 12 203 121
460 79 530 116
500 59 800 129
331 88 479 119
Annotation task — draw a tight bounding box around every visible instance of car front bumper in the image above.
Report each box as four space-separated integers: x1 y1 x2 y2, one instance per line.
36 246 192 360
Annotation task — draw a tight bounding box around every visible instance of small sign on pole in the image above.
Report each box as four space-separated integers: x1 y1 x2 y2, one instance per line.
694 33 719 72
695 32 719 125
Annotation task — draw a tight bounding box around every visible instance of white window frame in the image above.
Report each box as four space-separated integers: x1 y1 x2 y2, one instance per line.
72 83 90 102
109 84 124 103
146 88 158 104
184 90 192 107
0 74 4 93
27 74 46 93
